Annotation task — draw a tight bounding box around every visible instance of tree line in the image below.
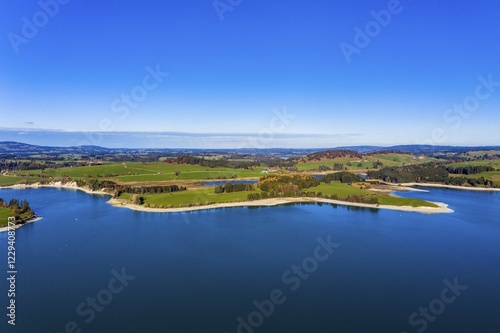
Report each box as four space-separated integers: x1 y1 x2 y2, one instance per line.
258 174 320 192
247 174 321 199
75 179 186 195
322 172 363 184
317 163 347 171
444 176 495 187
0 198 34 222
445 165 495 175
169 156 259 169
295 150 362 163
0 160 86 171
246 173 378 204
368 163 498 188
214 183 254 194
367 164 449 183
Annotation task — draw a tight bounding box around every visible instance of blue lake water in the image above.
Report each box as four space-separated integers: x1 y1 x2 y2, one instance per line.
0 187 499 333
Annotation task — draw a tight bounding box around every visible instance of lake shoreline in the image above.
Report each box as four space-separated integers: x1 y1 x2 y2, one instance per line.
0 181 112 196
0 216 43 233
398 183 500 192
0 182 111 232
0 181 459 217
107 197 453 214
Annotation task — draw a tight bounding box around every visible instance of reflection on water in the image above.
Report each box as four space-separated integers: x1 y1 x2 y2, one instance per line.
0 187 499 333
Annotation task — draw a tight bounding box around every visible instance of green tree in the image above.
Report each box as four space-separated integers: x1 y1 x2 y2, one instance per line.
130 194 141 205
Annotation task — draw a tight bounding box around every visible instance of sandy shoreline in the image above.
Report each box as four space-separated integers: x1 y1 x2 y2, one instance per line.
0 182 111 232
107 197 453 214
0 181 457 218
398 183 500 192
368 184 430 193
0 216 43 233
0 181 112 196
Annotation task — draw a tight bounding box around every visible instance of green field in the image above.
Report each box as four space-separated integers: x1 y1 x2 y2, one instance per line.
0 207 14 228
446 159 500 169
117 180 438 209
445 157 500 186
451 171 500 186
307 181 437 207
14 162 266 183
0 176 23 186
376 196 438 208
296 153 438 171
457 150 500 158
119 188 262 208
306 182 369 198
296 160 364 171
0 207 34 228
0 175 42 186
2 159 443 210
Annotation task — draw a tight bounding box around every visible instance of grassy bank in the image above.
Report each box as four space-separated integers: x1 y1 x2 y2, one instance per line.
0 207 35 228
119 187 263 208
117 180 438 209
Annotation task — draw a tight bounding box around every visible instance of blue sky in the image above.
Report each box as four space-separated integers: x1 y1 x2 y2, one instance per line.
1 0 499 148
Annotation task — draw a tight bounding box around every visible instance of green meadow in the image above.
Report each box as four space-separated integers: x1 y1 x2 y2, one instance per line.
457 150 500 158
446 159 500 169
119 187 262 208
2 159 446 210
14 162 266 183
296 153 438 171
116 180 439 209
376 196 438 208
306 182 369 198
0 207 35 228
446 158 500 186
0 207 14 228
0 175 41 186
0 176 23 186
453 171 500 186
307 181 437 208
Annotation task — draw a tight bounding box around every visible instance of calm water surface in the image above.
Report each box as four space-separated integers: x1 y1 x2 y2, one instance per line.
0 187 499 333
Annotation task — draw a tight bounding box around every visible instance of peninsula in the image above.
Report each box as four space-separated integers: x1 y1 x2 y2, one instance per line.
2 143 499 222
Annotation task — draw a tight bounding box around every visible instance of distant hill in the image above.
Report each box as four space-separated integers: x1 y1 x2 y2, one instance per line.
0 141 112 155
0 141 499 157
299 150 362 161
334 145 500 154
333 146 384 153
